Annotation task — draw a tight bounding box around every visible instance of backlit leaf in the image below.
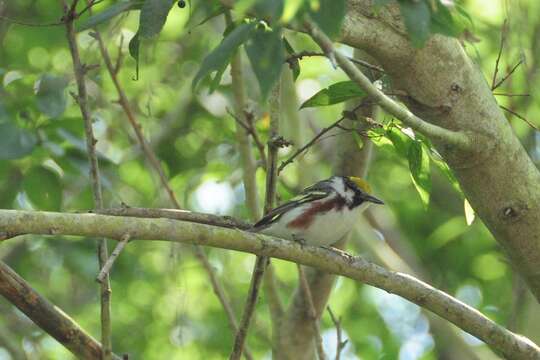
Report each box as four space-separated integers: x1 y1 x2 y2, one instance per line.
408 140 431 206
300 81 366 108
245 27 284 99
23 166 62 211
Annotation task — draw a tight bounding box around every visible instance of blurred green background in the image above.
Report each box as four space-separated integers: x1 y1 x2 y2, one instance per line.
0 0 539 359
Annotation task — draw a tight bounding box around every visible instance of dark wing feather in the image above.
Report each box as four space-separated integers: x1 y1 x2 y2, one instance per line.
252 180 333 230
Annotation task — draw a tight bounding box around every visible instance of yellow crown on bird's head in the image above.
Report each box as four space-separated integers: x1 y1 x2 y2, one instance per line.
349 176 372 194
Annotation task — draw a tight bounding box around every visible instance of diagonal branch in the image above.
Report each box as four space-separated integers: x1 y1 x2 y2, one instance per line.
0 260 121 360
304 20 472 150
89 22 251 358
62 2 111 358
0 209 539 360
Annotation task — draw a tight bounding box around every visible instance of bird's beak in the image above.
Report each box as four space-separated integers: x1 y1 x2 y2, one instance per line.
364 194 384 205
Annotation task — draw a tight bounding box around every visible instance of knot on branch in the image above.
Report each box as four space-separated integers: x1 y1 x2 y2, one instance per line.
500 201 528 223
269 136 293 149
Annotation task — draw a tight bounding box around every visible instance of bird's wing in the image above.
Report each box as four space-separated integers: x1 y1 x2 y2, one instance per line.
252 182 333 230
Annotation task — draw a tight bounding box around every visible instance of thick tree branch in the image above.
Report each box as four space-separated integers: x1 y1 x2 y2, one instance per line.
0 209 538 359
0 260 120 360
338 0 540 301
304 20 472 150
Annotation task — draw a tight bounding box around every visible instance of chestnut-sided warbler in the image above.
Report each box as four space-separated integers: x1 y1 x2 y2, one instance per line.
253 176 384 247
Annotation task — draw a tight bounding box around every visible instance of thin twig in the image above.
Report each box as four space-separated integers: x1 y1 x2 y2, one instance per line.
226 107 267 167
96 233 130 283
492 19 507 90
278 104 364 174
230 82 281 360
62 2 112 358
298 265 326 360
90 18 254 360
327 307 347 360
492 60 524 91
285 50 385 74
304 20 472 150
493 92 530 97
500 105 540 131
96 207 252 229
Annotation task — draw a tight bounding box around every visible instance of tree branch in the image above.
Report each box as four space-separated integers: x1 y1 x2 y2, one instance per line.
89 22 248 357
304 20 472 150
62 3 111 357
0 260 121 360
0 209 538 359
231 80 281 360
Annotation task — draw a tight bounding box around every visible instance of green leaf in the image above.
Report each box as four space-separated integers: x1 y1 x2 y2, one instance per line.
385 126 413 157
282 0 305 22
0 122 37 159
283 37 300 81
36 74 69 119
309 0 346 39
23 166 62 211
408 140 431 206
76 1 144 32
139 0 174 38
300 81 366 108
398 0 431 47
129 32 140 80
430 1 461 37
245 27 284 100
192 22 256 91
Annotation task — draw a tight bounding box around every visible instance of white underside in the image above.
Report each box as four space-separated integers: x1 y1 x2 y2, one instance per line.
260 196 370 247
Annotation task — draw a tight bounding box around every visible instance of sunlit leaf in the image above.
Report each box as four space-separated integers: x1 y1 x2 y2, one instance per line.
23 166 62 211
300 81 366 108
139 0 175 38
3 70 23 87
386 126 413 157
0 122 37 159
282 0 305 22
35 74 69 119
245 27 284 100
464 198 475 225
309 0 346 39
408 140 431 206
192 22 256 91
76 1 144 32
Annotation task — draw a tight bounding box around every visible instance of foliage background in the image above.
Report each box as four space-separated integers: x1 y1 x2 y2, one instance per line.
0 0 539 359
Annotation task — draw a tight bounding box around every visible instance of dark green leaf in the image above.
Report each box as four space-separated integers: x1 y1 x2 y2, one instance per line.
36 74 68 119
192 22 256 91
309 0 346 39
253 0 284 20
430 1 461 37
23 166 62 211
76 1 144 32
246 27 284 99
0 122 37 159
283 37 300 81
408 140 431 206
300 81 366 108
139 0 174 38
398 0 431 47
129 32 140 80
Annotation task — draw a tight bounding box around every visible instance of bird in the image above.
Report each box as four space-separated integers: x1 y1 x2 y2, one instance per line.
252 176 384 247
